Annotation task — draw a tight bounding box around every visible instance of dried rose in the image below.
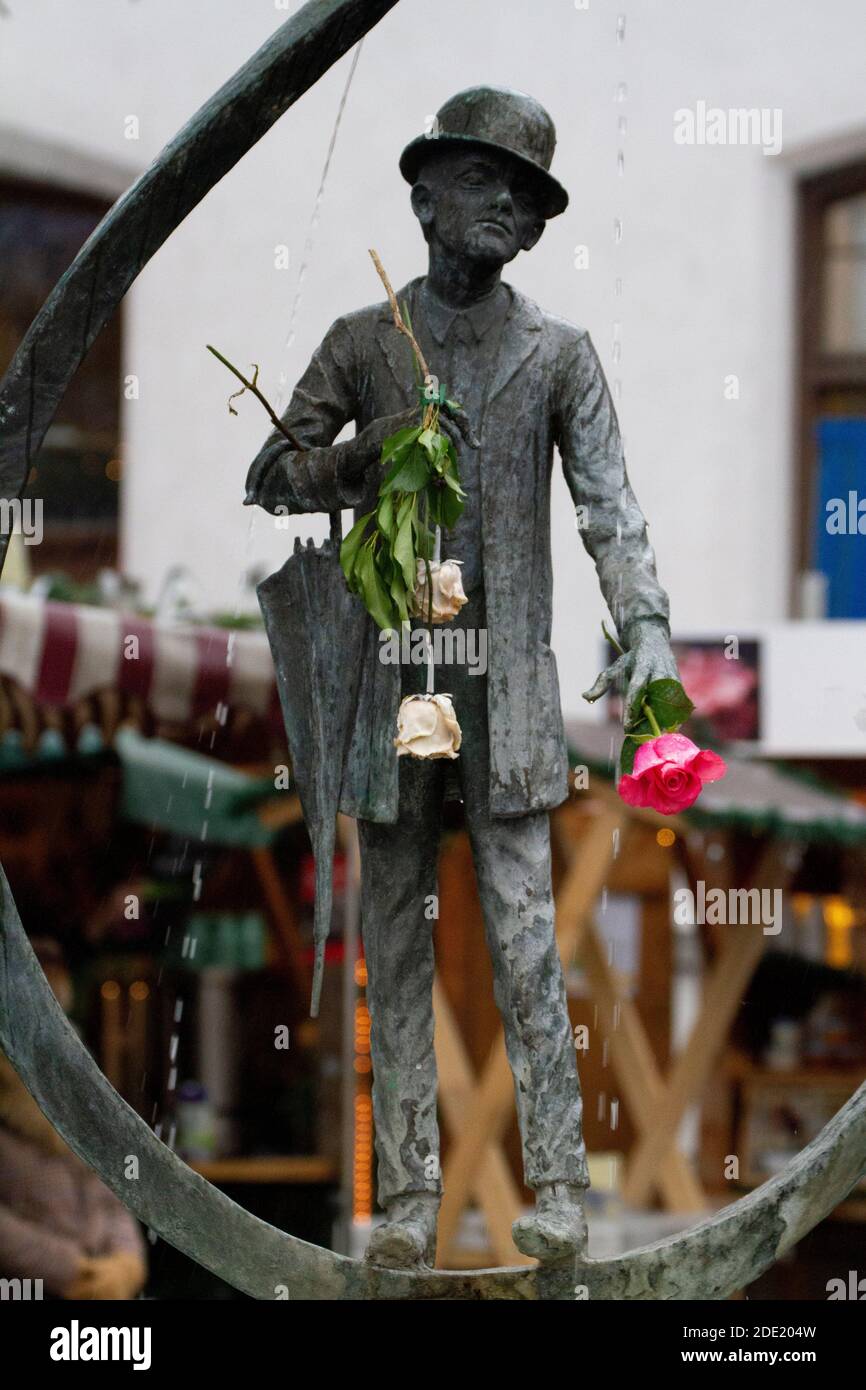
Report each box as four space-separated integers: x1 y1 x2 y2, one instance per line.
409 558 468 623
617 732 726 815
394 693 462 760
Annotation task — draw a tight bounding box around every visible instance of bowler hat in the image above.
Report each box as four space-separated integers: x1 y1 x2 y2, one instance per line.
400 86 568 219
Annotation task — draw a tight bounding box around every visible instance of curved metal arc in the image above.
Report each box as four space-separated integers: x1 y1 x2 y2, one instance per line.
0 0 400 547
2 866 864 1300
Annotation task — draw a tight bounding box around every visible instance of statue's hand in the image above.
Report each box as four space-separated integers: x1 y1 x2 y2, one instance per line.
352 406 422 467
582 618 679 728
244 436 284 505
438 399 481 451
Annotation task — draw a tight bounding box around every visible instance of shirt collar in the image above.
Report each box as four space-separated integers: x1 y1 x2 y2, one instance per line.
419 280 511 346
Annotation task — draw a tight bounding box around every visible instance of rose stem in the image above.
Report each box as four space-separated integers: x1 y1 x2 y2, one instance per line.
601 620 662 736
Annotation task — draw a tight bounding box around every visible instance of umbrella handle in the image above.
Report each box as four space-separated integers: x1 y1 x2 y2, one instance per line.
329 511 342 545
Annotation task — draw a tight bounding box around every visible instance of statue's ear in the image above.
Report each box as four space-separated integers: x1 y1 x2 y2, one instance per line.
522 219 545 253
410 181 435 231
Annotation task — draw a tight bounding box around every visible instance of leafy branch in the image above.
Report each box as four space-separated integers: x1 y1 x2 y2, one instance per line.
339 250 466 634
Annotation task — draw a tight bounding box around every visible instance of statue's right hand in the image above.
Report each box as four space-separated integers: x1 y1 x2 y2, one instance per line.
244 437 284 506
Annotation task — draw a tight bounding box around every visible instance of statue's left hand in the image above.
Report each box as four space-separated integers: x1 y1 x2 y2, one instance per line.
582 618 680 727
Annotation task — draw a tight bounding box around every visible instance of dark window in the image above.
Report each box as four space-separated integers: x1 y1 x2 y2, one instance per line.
0 178 121 580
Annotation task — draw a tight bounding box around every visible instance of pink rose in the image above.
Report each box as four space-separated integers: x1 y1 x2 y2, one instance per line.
617 732 727 815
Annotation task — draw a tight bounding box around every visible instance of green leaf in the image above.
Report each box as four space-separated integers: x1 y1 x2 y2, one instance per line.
381 425 422 464
339 510 374 584
644 678 695 731
381 445 431 494
376 492 395 539
355 543 395 633
620 738 637 777
389 568 409 624
394 509 417 589
439 486 464 529
396 493 415 529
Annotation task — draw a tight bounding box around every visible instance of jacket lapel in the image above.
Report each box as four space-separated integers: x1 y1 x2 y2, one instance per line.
487 288 544 404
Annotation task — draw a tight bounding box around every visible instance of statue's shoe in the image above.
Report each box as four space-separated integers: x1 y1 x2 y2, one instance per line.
512 1182 589 1265
365 1194 439 1271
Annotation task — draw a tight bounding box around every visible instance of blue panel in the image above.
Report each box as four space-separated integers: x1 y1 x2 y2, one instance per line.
814 417 866 618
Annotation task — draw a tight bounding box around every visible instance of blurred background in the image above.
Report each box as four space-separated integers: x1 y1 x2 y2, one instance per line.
0 0 865 1299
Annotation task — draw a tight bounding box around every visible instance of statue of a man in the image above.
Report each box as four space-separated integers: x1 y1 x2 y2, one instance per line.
245 87 678 1269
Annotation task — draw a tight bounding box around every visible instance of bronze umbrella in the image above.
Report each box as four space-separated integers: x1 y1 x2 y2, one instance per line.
258 515 364 1016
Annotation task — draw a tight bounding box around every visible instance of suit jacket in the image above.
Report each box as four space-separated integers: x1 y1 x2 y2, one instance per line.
246 278 670 823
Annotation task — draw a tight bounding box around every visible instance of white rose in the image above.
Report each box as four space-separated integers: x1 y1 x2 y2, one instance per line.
394 693 462 760
409 558 468 623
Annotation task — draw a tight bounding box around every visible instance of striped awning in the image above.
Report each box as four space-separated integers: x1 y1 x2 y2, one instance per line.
0 590 279 727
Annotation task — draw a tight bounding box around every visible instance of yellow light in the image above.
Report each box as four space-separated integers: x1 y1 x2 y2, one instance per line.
824 897 855 969
824 896 855 931
129 980 149 1001
100 980 121 1000
656 828 675 848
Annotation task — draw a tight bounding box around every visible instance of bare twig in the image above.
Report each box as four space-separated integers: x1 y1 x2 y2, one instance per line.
369 248 431 383
207 344 305 451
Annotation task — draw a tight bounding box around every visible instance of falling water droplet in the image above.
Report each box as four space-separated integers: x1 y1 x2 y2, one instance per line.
610 1099 620 1131
616 14 626 43
617 149 625 177
618 115 628 138
615 276 623 296
615 81 628 103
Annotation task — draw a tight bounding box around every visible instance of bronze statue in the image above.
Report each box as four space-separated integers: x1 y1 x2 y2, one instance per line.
246 86 679 1269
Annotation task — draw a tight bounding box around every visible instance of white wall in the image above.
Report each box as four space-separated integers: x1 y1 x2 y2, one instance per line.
2 0 866 715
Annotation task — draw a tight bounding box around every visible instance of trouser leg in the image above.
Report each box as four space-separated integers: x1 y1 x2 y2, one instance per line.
448 590 589 1190
465 803 589 1189
358 754 444 1205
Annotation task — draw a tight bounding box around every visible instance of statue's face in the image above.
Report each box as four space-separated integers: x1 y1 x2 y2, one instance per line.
411 148 545 268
